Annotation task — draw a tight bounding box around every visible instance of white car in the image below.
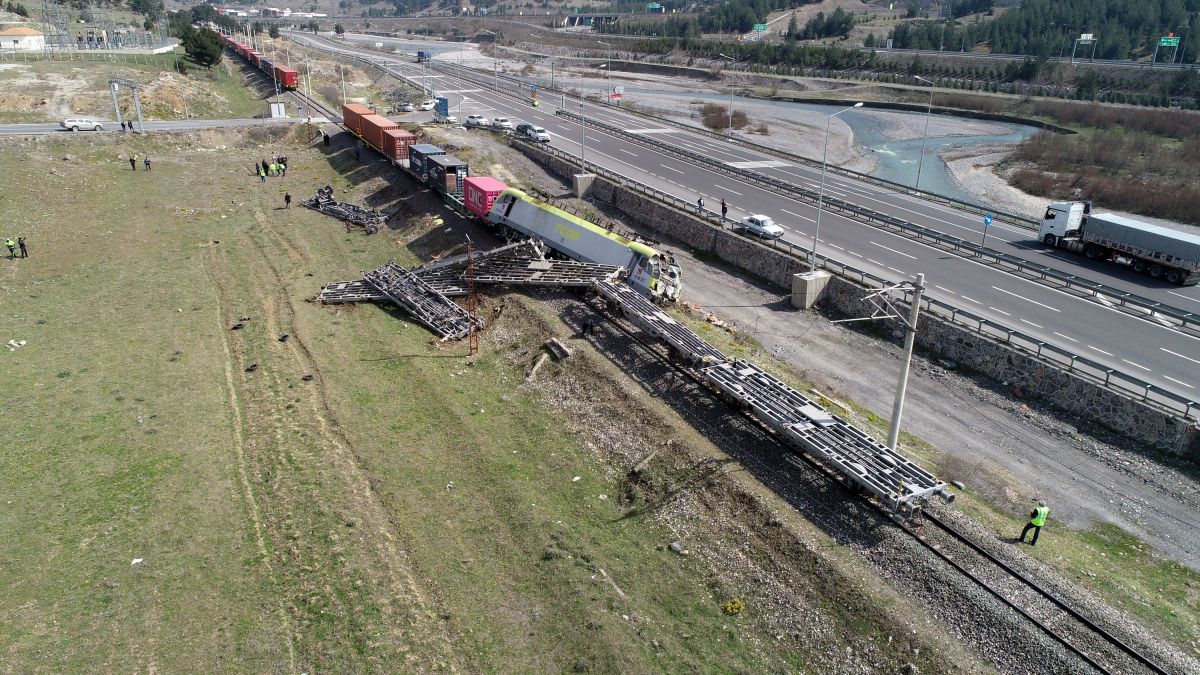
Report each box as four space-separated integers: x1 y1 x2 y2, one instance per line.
439 114 458 125
418 100 436 111
397 102 415 113
465 114 490 128
739 214 784 239
525 126 551 142
61 117 103 131
491 117 514 131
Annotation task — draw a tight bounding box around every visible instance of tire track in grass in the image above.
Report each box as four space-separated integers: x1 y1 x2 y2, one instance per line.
202 244 298 672
246 214 464 669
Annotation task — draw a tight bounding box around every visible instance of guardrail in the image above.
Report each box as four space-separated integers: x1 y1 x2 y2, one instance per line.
436 60 1045 230
522 140 1198 422
551 109 1200 331
292 35 1199 422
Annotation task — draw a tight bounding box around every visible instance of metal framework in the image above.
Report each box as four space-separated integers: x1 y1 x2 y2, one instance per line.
107 77 145 133
39 0 75 54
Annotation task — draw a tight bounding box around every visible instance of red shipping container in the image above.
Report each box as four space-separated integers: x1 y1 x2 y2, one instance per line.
274 65 299 89
381 128 417 161
359 114 399 152
463 177 508 219
341 103 374 136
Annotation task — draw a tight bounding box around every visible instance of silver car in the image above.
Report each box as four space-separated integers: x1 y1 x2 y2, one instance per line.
61 117 104 131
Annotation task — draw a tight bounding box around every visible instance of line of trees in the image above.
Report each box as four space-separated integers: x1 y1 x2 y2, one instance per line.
889 0 1199 63
785 7 856 41
3 1 29 17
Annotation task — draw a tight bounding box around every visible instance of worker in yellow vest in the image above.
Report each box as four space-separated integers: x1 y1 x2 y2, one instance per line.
1019 500 1050 546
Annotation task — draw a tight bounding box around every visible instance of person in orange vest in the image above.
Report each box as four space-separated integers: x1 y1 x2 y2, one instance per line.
1019 500 1050 546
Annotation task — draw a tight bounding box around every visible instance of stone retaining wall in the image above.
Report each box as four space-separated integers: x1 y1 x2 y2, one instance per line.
516 143 1200 460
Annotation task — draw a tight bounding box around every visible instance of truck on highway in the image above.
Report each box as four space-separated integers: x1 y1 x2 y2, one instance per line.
1038 201 1200 286
416 50 432 62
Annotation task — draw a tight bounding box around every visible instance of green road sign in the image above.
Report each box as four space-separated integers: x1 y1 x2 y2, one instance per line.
647 2 661 8
1160 36 1180 47
753 23 767 31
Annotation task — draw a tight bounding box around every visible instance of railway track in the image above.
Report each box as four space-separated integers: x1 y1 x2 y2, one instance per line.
582 291 1173 675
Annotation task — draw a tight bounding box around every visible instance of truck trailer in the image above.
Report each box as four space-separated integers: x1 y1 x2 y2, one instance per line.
1038 201 1200 286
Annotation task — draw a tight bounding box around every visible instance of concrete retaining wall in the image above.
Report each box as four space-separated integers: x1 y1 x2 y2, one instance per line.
517 143 1200 460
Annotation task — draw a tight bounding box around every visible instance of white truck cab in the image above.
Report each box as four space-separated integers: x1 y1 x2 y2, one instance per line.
1038 201 1089 246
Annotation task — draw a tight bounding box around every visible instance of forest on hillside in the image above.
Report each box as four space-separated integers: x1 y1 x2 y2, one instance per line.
890 0 1198 63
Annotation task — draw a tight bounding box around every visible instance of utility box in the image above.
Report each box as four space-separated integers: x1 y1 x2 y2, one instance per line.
268 101 286 118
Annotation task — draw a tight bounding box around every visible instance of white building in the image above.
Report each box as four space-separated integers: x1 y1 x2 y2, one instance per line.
0 26 45 51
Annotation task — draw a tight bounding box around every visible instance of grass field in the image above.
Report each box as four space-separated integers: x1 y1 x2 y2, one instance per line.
0 124 990 671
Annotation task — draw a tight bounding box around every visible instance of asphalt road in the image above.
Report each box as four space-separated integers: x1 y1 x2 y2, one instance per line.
0 118 305 136
286 32 1200 407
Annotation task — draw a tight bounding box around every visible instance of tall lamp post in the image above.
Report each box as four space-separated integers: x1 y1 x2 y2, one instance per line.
718 53 738 132
913 75 935 193
810 102 863 273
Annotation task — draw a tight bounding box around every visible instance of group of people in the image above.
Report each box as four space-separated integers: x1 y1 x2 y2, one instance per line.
695 196 730 219
5 237 28 259
119 121 138 132
128 155 151 171
258 155 289 182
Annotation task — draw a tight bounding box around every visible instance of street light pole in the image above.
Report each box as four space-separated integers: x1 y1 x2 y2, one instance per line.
887 273 926 451
718 53 737 132
810 102 863 273
913 76 934 193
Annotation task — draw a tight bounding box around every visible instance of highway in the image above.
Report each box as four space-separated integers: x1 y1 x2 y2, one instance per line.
287 33 1200 406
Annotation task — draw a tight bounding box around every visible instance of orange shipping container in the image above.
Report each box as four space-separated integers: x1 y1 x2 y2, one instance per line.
381 128 417 161
341 103 374 137
359 114 400 152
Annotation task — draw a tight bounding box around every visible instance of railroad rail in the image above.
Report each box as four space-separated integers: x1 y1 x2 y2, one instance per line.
590 290 1172 675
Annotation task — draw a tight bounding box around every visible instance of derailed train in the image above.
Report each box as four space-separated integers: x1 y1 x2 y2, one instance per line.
338 104 682 302
217 33 299 89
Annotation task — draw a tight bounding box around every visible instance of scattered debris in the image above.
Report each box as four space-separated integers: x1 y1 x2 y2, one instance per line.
527 353 549 381
445 481 455 491
544 337 572 361
6 339 27 351
301 374 315 381
245 363 259 372
230 323 244 330
572 476 581 482
668 541 683 553
239 315 251 321
131 558 143 566
302 185 385 234
277 334 289 342
952 480 966 491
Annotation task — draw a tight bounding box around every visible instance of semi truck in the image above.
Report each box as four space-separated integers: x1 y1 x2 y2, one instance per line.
1038 201 1200 286
416 50 432 62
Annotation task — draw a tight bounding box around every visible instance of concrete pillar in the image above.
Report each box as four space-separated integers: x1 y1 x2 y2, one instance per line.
572 173 596 198
791 270 831 309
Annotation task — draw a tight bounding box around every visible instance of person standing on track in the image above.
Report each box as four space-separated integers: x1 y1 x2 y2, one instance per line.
284 192 292 209
1018 500 1050 546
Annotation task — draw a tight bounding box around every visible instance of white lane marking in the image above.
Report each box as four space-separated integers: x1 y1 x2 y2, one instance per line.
1161 348 1200 366
991 286 1061 312
1087 345 1113 356
1053 331 1078 343
1021 319 1042 329
934 285 956 294
716 185 744 196
1122 358 1151 372
989 306 1011 316
845 250 863 258
866 258 883 266
960 295 982 304
1163 376 1194 389
660 163 685 175
869 241 918 260
826 243 845 251
780 208 814 223
888 266 906 274
618 148 638 156
1166 290 1200 304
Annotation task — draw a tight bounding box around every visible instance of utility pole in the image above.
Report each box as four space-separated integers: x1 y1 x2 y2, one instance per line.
887 273 925 451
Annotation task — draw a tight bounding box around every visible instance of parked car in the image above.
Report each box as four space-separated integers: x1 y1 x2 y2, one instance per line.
525 126 551 142
739 214 784 239
465 114 490 128
418 99 436 111
514 122 535 137
439 114 459 125
60 117 103 131
397 102 415 113
491 117 514 131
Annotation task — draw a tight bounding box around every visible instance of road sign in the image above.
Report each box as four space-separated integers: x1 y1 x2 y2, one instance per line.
647 2 661 8
753 23 767 32
530 83 537 92
1080 33 1094 41
1160 36 1180 47
435 97 448 117
983 213 993 226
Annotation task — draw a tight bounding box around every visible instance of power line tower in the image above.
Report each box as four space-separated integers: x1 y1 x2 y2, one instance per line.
39 0 75 54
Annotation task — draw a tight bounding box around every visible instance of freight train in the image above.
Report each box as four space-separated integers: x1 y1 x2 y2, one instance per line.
338 103 682 302
217 33 299 90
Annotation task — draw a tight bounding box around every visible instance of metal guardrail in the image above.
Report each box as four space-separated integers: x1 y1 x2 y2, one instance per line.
294 35 1199 422
438 60 1044 230
554 109 1200 332
522 140 1199 422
